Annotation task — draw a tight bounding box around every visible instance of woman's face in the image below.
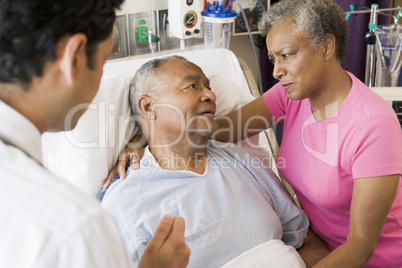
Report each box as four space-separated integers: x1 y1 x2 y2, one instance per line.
266 20 328 100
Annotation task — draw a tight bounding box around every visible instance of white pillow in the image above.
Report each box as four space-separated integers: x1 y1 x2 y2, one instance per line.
42 75 136 197
42 48 260 197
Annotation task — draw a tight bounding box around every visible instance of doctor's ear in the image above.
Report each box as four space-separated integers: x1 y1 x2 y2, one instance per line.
138 95 157 119
58 33 87 85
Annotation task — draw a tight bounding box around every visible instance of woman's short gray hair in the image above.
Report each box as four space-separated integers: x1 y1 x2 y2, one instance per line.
259 0 347 59
129 55 186 116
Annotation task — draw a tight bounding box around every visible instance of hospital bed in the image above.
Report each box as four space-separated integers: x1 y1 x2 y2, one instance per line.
41 48 304 267
41 48 285 197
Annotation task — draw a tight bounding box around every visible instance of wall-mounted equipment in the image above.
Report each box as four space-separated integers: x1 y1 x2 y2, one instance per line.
159 9 204 51
158 9 181 50
128 12 158 55
370 87 402 128
168 0 203 49
392 101 402 128
233 0 268 35
109 15 129 59
202 1 237 49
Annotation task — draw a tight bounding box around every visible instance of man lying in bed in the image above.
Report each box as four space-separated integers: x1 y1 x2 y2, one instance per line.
99 56 317 267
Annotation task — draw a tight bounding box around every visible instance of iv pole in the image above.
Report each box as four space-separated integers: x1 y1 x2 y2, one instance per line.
365 4 378 87
345 5 402 87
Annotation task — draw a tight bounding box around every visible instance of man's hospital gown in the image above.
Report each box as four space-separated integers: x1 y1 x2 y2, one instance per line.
101 141 309 267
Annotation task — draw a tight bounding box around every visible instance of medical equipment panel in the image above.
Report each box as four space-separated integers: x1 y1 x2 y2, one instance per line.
233 0 268 35
158 9 181 50
392 101 402 127
370 87 402 128
158 9 204 51
110 15 129 59
168 0 203 40
128 12 158 55
108 0 270 64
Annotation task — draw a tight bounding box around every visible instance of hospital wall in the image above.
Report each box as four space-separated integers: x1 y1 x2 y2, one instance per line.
114 0 260 84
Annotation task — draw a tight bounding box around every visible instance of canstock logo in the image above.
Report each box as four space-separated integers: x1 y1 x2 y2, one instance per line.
64 102 133 149
301 102 339 167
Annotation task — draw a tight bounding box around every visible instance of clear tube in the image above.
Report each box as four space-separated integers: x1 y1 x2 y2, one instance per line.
148 0 157 54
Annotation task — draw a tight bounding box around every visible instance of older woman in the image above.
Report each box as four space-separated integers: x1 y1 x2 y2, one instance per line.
216 0 402 267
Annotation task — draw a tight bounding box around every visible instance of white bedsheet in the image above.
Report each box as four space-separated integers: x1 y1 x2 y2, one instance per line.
221 240 306 268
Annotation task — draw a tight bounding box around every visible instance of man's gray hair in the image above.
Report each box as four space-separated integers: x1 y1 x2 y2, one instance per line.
129 55 186 116
258 0 347 59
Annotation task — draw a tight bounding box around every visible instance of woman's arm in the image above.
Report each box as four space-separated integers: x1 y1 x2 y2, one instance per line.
214 96 275 143
313 174 400 267
298 229 330 267
103 134 147 189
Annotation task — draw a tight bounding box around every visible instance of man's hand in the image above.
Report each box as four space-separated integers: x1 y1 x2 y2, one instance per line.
139 215 190 268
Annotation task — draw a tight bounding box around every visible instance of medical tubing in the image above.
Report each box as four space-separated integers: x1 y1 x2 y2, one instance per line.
343 5 402 86
234 0 264 95
148 0 158 54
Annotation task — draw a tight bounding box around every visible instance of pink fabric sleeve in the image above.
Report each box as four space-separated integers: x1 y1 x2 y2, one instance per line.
352 115 402 179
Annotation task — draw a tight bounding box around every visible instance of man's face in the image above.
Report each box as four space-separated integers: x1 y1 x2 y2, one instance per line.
149 59 217 146
67 34 114 130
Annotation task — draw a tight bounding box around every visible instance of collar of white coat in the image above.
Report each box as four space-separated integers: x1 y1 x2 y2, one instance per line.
0 100 43 164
